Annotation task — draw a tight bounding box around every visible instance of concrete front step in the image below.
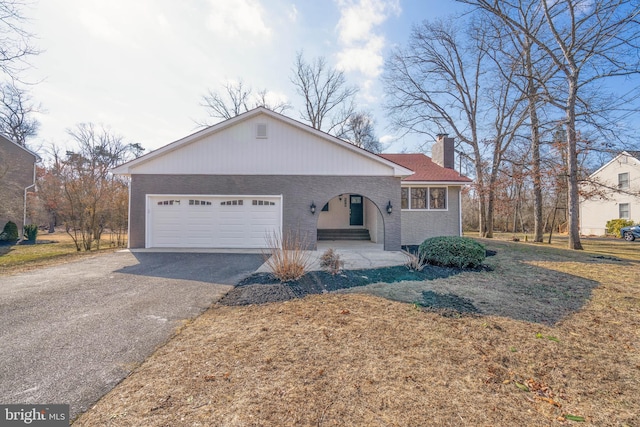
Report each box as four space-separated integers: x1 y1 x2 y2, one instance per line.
317 229 371 241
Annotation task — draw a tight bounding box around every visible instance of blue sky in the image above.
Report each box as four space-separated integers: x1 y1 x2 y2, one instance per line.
22 0 467 154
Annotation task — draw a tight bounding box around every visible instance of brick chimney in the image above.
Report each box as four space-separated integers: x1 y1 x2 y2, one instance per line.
432 133 455 169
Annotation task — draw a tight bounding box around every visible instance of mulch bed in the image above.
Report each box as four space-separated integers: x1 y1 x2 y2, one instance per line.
219 264 463 306
219 246 496 310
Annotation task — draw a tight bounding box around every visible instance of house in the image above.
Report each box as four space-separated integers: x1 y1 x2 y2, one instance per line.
580 151 640 235
0 135 37 235
112 108 471 251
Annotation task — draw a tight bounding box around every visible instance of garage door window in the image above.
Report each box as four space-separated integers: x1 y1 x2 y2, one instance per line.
189 200 212 205
221 200 243 205
253 199 276 206
157 200 180 206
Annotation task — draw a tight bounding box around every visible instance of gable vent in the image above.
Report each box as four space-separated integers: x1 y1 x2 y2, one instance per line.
256 123 268 139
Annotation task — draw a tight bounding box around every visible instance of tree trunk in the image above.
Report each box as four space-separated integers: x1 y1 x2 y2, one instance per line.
565 80 583 250
522 36 544 242
528 90 543 242
486 188 495 238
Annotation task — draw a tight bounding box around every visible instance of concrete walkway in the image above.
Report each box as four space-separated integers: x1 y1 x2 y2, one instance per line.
257 240 408 272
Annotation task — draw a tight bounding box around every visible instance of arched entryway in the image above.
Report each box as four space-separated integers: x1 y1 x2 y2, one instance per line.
315 193 385 244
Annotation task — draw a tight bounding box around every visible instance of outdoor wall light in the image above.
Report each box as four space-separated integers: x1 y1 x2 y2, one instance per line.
386 201 393 215
310 202 316 214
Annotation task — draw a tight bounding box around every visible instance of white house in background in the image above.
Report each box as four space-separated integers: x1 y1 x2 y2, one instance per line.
580 151 640 235
112 107 471 250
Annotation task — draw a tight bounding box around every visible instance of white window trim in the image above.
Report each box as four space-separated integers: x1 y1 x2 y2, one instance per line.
618 172 630 190
619 202 630 219
401 185 449 211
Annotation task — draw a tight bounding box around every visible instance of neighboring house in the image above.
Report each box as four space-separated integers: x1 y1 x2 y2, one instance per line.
580 151 640 236
112 107 471 251
0 135 38 235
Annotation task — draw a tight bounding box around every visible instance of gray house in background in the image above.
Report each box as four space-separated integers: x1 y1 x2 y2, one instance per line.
113 108 471 251
0 135 38 235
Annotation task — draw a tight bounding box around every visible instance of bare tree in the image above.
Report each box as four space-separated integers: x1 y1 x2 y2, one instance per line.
290 51 358 135
458 0 640 249
199 79 290 125
384 18 527 237
338 111 382 153
481 4 554 242
0 80 39 146
0 0 38 81
53 124 141 251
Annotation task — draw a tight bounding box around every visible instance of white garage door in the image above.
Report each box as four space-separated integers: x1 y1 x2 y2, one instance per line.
147 195 282 248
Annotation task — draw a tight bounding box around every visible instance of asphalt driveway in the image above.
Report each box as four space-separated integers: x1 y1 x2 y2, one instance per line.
0 251 264 420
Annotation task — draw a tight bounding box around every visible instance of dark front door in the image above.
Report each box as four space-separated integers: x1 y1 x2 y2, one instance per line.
349 195 364 226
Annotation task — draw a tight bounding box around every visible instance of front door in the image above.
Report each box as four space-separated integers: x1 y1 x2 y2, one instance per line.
349 195 364 226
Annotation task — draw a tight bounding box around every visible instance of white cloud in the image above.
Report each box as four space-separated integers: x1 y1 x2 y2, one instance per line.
336 0 399 45
288 4 298 22
77 5 128 45
335 35 385 76
206 0 272 41
334 0 401 100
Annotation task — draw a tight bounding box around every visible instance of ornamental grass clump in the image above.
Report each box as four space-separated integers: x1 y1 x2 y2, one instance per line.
319 248 344 275
263 229 313 282
418 236 486 269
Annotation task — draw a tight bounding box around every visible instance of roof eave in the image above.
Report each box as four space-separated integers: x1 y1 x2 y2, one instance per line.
111 107 414 177
401 180 472 185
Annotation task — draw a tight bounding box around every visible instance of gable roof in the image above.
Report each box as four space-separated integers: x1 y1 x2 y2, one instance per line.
626 151 640 161
379 153 472 184
0 134 39 160
589 150 640 178
113 107 414 177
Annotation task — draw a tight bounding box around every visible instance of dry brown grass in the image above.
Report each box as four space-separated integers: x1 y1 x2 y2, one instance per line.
0 231 119 275
74 242 640 426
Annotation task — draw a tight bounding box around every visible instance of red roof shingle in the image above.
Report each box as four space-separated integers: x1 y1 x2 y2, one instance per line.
379 153 472 183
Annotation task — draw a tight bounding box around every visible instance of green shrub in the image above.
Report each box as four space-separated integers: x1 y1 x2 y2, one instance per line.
0 221 19 242
605 218 634 236
23 224 38 242
418 236 486 269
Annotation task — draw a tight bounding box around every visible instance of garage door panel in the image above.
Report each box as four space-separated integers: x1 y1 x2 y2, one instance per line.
148 195 281 248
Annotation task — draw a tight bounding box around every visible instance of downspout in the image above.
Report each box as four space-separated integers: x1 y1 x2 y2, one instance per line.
126 176 131 248
22 161 37 240
459 187 463 236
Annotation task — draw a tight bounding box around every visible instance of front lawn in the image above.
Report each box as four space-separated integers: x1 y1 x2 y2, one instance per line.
73 238 640 426
0 231 121 275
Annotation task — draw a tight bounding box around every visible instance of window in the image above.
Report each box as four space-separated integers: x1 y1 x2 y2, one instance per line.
401 188 408 209
410 188 427 209
429 188 447 209
251 199 275 206
402 187 448 210
157 200 180 206
221 200 244 206
619 203 630 219
618 172 630 189
189 200 211 205
321 202 329 212
256 123 268 139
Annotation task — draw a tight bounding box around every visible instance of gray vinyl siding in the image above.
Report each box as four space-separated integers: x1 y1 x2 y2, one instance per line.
400 186 462 245
130 174 402 250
